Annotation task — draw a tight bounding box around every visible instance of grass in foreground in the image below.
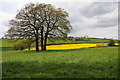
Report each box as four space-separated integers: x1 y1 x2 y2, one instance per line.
2 46 118 78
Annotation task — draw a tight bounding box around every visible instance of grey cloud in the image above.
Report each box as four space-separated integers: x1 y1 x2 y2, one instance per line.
80 2 117 17
93 17 117 28
94 21 117 28
65 2 118 31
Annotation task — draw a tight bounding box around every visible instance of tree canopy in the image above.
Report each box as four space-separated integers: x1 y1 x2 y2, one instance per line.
5 3 72 51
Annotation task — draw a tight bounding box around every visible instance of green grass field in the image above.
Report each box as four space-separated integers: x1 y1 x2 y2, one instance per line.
2 46 118 78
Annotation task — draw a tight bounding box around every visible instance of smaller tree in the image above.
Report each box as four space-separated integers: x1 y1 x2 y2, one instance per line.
117 40 120 45
23 38 35 50
12 38 34 50
13 42 24 50
108 39 115 46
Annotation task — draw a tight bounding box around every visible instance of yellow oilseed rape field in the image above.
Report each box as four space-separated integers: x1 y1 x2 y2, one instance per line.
25 43 119 50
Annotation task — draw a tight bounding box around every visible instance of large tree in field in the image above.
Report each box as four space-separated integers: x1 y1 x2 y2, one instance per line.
5 3 72 51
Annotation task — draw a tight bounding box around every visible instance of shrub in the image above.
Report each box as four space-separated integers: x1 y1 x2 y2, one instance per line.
108 39 115 46
117 40 120 45
12 38 34 50
12 42 25 50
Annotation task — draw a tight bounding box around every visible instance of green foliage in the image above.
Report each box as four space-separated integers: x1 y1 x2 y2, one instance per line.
108 39 115 46
117 40 120 45
2 47 118 78
12 38 34 50
12 42 25 50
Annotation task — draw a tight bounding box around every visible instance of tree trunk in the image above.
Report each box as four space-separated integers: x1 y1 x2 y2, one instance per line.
35 29 39 51
28 46 30 50
41 27 44 50
43 39 47 50
43 32 48 51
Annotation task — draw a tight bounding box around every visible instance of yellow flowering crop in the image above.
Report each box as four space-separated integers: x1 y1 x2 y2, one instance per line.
25 42 119 51
114 43 119 45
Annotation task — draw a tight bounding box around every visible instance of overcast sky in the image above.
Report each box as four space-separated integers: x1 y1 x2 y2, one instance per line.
0 0 119 39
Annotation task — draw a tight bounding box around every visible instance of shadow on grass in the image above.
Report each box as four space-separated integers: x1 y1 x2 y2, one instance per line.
2 60 118 78
15 48 87 54
0 47 14 51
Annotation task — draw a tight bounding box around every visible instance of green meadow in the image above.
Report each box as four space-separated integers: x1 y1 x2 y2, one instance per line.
1 38 119 78
2 47 118 78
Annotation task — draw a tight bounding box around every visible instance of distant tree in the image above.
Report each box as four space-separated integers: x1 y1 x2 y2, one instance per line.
108 39 115 46
1 37 4 39
104 38 106 39
5 3 72 51
117 40 120 45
